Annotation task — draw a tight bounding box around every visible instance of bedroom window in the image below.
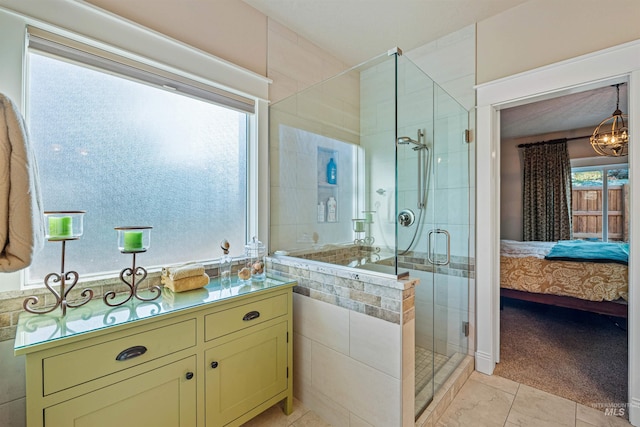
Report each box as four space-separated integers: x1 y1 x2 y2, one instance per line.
571 165 629 242
24 28 252 285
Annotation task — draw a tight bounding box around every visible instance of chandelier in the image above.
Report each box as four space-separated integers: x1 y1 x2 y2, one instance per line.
590 84 629 157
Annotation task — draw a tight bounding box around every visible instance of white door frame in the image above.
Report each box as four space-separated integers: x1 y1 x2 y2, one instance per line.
475 39 640 425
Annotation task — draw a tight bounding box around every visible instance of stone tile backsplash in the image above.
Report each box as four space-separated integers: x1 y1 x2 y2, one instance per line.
268 255 418 325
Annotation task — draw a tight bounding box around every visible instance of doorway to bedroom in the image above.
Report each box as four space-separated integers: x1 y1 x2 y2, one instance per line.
495 82 630 416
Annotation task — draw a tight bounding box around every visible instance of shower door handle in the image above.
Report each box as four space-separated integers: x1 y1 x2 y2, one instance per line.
427 229 450 266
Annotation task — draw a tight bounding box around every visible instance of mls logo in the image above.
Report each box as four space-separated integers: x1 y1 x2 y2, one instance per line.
604 407 625 417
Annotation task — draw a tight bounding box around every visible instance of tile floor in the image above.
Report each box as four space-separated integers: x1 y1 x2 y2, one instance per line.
436 371 633 427
240 398 330 427
242 371 634 427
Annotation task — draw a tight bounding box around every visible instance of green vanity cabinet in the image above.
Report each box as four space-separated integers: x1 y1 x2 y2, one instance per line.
205 322 289 427
44 355 197 427
15 277 296 427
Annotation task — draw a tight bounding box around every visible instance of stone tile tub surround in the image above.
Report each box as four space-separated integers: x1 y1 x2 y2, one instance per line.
284 245 475 281
268 255 417 427
267 255 417 325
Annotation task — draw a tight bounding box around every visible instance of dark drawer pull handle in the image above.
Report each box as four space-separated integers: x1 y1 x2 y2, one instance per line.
210 361 219 369
115 345 147 361
243 311 260 321
185 372 194 380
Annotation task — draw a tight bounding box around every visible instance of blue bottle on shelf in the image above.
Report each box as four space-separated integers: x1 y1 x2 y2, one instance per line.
327 158 337 185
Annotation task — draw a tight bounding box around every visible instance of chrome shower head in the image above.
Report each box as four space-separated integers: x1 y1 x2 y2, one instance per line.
397 136 428 151
397 136 418 145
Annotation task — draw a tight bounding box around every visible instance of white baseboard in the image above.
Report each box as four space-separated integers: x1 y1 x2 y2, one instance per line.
474 351 495 375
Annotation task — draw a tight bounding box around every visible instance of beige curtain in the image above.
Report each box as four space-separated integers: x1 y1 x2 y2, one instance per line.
521 139 572 241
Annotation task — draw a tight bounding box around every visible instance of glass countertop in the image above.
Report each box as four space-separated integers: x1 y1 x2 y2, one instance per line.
14 276 296 353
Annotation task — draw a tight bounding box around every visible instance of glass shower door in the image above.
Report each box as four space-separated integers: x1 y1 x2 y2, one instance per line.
429 83 470 401
396 54 470 418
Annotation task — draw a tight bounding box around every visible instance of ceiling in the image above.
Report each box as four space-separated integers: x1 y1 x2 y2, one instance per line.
501 84 629 140
242 0 528 67
241 0 629 139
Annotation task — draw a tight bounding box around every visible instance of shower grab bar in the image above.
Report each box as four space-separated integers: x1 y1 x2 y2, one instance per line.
427 229 450 266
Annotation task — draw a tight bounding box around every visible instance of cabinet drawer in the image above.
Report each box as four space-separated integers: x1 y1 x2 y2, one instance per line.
43 319 196 395
205 293 287 341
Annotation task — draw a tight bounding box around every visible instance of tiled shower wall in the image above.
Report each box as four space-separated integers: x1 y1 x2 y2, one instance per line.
402 25 476 355
269 125 359 252
268 255 417 427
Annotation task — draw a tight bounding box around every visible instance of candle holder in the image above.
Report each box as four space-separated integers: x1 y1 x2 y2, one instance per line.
104 226 160 307
352 218 375 246
362 210 376 224
23 211 93 316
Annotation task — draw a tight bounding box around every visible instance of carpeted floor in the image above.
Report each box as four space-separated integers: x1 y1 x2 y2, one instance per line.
495 298 627 410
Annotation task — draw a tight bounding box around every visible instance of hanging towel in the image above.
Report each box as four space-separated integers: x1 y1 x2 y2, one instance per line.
0 94 45 272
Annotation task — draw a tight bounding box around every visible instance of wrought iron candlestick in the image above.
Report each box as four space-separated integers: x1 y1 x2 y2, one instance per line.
23 211 93 316
352 213 376 247
350 212 381 265
104 226 160 307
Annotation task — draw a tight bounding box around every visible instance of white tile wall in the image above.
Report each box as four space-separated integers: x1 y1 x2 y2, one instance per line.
406 24 476 112
270 125 359 252
295 379 351 427
293 332 312 390
312 341 401 427
293 293 350 354
350 412 374 427
349 310 401 378
402 318 416 427
293 293 408 427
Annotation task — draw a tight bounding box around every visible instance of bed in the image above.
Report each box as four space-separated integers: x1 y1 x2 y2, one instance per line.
500 240 629 318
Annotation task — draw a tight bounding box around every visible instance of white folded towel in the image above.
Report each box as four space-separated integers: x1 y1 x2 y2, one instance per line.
0 94 45 272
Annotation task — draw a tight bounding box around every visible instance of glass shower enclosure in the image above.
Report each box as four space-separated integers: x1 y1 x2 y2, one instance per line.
269 49 471 418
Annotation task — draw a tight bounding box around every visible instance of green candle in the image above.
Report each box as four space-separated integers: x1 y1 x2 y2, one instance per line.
123 231 143 251
48 216 72 238
354 221 365 232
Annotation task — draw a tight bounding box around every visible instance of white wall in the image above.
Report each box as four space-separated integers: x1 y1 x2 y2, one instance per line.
267 19 351 104
477 0 640 84
475 38 640 425
85 0 268 76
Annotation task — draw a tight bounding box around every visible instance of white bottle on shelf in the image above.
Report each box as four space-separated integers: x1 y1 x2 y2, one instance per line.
327 196 337 222
318 202 325 222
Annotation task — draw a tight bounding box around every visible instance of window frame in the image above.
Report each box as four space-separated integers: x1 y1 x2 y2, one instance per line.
20 26 263 289
570 162 629 242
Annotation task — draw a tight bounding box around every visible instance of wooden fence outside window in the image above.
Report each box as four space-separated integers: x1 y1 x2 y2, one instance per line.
572 184 628 242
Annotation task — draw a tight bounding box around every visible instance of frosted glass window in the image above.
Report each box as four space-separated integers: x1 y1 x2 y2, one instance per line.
26 51 248 284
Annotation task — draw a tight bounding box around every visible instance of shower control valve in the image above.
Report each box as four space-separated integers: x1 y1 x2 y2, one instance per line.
398 209 416 227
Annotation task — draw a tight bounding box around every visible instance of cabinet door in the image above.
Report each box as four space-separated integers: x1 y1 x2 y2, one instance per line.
44 356 197 427
205 322 288 427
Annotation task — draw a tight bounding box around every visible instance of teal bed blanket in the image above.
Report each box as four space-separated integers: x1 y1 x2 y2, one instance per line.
544 240 629 265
